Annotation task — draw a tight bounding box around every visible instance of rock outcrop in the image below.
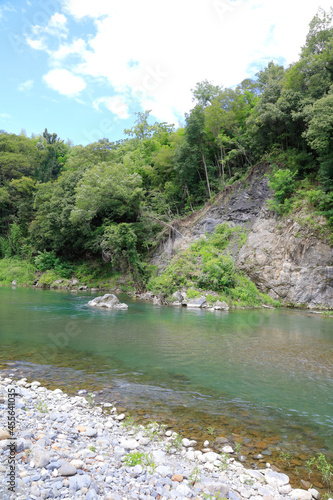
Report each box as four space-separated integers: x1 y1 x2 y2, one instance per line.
151 165 333 309
237 207 333 308
87 294 128 309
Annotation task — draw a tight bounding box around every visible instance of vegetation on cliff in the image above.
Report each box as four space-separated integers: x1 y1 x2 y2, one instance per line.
0 8 333 296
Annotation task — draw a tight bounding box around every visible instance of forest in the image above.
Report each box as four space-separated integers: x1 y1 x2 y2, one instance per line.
1 8 333 294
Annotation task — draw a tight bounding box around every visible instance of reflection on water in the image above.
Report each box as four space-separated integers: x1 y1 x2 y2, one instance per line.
0 287 332 468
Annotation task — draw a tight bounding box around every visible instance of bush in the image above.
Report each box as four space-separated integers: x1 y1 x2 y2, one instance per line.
197 256 236 291
0 257 36 285
267 167 297 214
34 251 57 271
34 250 75 278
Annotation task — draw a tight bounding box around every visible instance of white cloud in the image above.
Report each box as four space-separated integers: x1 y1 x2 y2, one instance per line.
0 113 11 119
43 69 86 96
59 0 332 124
27 0 333 125
63 0 118 20
18 79 34 92
52 38 86 62
31 12 68 38
93 96 129 119
26 38 46 50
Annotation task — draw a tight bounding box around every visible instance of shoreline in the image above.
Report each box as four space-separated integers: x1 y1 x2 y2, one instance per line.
3 281 333 312
0 375 325 500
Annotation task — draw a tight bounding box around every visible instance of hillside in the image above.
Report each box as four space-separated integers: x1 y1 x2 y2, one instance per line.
149 165 333 308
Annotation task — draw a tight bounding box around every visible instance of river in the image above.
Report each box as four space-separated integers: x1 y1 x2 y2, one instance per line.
0 287 332 482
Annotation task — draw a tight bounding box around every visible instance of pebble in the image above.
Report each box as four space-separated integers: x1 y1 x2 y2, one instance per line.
0 376 317 500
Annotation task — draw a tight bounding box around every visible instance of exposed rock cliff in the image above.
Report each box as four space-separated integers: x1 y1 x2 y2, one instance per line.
151 165 333 308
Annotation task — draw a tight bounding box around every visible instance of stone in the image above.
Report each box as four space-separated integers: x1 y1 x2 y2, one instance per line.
58 462 77 476
11 280 16 286
279 484 292 494
33 447 51 468
308 488 320 500
87 294 128 310
264 469 289 488
152 449 166 464
172 291 184 302
70 459 85 469
181 438 191 447
153 296 164 305
202 451 220 463
119 438 139 450
171 474 183 482
301 479 311 489
155 465 172 477
86 427 98 438
290 489 313 500
214 300 229 311
186 296 207 308
115 413 125 420
175 483 192 496
222 445 234 453
0 430 12 440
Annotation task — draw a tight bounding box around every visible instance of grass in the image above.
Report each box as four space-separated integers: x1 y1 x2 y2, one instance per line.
147 223 280 308
124 451 156 473
34 398 48 413
0 257 36 286
0 255 135 291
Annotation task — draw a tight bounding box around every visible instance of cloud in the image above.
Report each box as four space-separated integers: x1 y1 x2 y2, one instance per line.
52 38 86 62
43 69 86 96
17 79 34 92
31 12 68 38
93 96 129 119
26 37 46 50
27 0 333 126
0 113 11 119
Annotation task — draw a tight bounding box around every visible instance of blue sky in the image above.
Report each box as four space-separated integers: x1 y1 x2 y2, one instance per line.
0 0 331 145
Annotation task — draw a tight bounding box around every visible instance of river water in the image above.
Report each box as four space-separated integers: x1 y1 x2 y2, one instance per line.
0 287 332 479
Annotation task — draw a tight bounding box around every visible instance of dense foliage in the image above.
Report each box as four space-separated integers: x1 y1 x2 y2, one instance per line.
0 8 333 286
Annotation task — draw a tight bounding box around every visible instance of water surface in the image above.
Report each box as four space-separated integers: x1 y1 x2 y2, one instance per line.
0 287 332 473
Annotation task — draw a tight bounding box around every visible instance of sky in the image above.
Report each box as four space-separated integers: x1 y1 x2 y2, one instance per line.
0 0 332 146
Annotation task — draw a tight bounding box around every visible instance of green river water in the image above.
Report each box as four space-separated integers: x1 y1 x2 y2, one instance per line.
0 287 332 481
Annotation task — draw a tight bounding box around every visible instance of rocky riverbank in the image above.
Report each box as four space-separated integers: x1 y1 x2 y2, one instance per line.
0 376 325 500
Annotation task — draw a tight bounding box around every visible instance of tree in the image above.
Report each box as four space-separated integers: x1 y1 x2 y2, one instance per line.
184 105 212 200
304 91 333 188
70 162 143 226
35 128 69 182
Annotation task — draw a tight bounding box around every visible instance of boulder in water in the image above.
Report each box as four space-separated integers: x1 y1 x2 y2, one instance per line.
87 294 128 310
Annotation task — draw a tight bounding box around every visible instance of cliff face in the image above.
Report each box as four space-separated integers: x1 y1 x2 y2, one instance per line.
151 166 333 308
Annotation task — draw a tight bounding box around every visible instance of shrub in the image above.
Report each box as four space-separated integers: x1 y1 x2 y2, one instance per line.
34 251 57 272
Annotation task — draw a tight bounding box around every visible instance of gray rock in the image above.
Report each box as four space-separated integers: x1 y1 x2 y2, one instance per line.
85 489 98 500
58 462 77 476
214 300 229 311
86 427 98 438
308 488 320 500
186 296 207 308
152 295 163 305
290 489 313 500
33 447 51 468
119 438 139 450
172 291 184 302
155 465 172 477
88 294 128 310
265 469 289 487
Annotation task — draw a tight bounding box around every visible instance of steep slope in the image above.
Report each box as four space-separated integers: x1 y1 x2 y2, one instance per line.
151 165 333 308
